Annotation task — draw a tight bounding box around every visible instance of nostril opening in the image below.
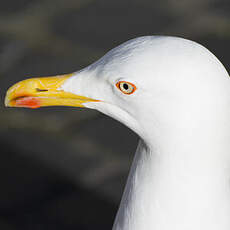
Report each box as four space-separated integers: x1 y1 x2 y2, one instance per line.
36 88 48 92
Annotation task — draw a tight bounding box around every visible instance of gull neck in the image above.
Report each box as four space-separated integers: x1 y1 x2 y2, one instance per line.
113 134 230 230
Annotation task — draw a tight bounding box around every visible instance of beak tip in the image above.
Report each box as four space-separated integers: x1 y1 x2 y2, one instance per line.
4 92 10 107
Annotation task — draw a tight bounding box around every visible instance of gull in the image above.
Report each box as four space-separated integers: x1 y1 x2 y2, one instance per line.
5 36 230 230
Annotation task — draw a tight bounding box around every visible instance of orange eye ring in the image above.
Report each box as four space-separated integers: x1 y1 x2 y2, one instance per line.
116 81 137 95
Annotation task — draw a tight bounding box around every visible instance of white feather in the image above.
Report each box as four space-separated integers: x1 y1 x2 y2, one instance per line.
62 36 230 230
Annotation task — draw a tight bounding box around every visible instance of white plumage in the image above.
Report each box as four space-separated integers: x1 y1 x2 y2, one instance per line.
6 36 230 230
62 36 230 230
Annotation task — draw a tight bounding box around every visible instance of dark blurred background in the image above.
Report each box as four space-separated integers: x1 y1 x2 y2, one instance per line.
0 0 229 229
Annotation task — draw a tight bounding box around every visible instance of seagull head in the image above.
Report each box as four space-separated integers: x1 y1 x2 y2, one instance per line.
5 36 229 144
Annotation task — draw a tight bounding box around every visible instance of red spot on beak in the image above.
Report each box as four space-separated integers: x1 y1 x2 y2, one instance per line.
15 97 41 109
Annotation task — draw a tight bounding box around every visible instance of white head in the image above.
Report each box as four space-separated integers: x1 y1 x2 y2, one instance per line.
60 36 230 145
6 36 230 146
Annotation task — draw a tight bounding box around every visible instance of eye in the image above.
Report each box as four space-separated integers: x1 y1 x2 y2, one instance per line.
116 81 137 95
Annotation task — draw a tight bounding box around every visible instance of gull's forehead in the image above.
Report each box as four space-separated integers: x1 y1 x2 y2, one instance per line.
94 36 162 74
92 36 210 83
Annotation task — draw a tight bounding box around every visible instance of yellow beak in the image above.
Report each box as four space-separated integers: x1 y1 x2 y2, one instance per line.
5 73 99 109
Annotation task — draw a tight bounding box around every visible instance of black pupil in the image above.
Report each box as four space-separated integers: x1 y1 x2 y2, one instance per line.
123 83 129 90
